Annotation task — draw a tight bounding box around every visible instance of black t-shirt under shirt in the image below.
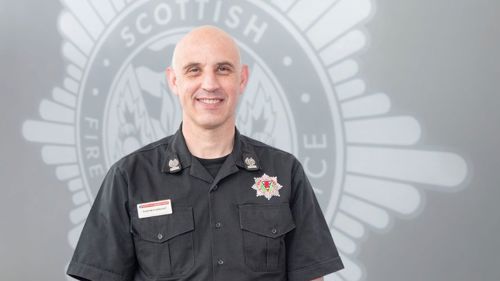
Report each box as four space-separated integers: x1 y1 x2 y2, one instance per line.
194 155 228 179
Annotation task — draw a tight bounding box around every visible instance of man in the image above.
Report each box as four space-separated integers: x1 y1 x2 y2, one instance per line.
67 26 343 281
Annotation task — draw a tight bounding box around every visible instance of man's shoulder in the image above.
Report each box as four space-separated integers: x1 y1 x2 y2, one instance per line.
240 134 298 162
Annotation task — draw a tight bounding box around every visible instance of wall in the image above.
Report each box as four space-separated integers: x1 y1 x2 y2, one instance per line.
1 0 499 280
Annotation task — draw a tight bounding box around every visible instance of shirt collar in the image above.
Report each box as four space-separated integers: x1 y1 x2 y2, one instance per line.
162 125 261 174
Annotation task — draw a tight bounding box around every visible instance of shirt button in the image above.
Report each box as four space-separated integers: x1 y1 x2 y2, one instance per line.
271 228 278 234
157 233 163 240
217 259 224 265
215 222 222 229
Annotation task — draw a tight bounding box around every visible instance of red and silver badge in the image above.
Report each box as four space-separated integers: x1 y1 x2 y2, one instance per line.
252 173 283 200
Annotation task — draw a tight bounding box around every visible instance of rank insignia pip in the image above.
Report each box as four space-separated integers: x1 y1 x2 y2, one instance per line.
252 173 282 200
244 157 258 170
168 158 181 172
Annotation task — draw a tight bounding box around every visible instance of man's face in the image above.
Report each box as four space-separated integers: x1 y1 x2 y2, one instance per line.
167 28 248 131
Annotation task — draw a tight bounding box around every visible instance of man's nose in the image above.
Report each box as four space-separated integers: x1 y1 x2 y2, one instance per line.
201 71 220 92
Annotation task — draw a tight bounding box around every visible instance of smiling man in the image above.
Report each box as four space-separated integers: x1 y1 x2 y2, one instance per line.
167 26 247 159
67 26 343 281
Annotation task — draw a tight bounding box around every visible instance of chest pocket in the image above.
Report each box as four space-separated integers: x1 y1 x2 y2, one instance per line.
239 203 296 272
131 206 194 279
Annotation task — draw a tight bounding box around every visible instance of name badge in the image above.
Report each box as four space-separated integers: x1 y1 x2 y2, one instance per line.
137 199 172 219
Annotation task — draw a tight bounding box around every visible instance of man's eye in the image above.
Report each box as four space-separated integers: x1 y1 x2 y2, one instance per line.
217 66 231 73
186 68 201 75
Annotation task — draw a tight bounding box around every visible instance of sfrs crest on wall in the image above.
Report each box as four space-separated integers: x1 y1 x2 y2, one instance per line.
22 0 467 280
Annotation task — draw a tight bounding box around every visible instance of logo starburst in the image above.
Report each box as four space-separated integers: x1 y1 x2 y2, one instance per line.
21 1 469 280
252 174 283 200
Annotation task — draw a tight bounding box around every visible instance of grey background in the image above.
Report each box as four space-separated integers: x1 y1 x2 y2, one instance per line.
1 0 499 280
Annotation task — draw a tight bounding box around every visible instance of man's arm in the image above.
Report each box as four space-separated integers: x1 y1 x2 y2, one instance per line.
67 165 136 280
285 160 344 281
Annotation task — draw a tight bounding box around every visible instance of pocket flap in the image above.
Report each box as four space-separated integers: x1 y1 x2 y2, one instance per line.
239 203 296 238
131 206 194 243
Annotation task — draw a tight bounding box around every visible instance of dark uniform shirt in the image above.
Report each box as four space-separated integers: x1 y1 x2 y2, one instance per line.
67 128 344 281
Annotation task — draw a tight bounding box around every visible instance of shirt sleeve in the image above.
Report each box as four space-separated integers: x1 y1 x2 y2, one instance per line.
67 164 136 281
286 161 344 281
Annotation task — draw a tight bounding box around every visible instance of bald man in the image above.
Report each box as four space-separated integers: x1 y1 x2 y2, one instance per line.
67 26 343 281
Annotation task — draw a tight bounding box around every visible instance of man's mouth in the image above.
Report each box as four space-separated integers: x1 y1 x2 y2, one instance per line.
197 98 223 104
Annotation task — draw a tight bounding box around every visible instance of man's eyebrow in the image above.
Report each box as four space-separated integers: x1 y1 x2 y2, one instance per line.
182 62 201 72
217 61 235 68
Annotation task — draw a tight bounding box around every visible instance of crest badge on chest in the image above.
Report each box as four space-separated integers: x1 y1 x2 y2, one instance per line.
252 173 283 200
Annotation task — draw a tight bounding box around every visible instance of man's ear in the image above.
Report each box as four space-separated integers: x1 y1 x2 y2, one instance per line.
166 67 178 96
239 64 249 95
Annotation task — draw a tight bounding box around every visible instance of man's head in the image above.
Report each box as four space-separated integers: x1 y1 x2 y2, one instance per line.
166 25 249 132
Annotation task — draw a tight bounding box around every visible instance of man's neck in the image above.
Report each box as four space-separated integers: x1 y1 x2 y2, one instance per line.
181 121 235 159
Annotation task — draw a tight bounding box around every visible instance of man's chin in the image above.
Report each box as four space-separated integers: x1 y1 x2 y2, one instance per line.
194 118 234 131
